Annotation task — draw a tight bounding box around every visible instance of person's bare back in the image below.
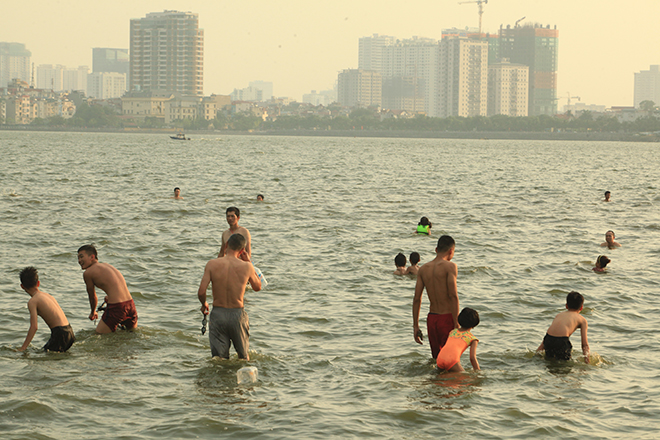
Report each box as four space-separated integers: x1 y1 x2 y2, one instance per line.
203 255 259 308
83 262 132 304
30 291 69 329
545 310 588 339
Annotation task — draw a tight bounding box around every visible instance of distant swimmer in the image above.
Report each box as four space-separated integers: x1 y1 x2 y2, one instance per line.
198 233 261 360
537 291 590 363
405 252 421 275
172 187 183 199
593 255 610 273
416 217 432 235
219 207 252 259
393 253 407 275
18 267 75 352
436 307 480 372
256 194 264 201
413 235 459 360
603 191 611 202
77 244 138 334
601 230 621 249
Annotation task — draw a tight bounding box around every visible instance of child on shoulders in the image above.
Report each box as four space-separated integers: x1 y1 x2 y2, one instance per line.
436 307 480 372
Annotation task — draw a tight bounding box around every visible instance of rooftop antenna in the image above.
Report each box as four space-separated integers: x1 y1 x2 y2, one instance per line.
458 0 489 37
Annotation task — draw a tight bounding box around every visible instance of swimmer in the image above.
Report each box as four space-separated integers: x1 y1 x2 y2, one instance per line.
172 187 183 199
416 217 432 235
18 267 75 352
436 307 480 372
537 291 590 363
219 207 252 259
593 255 610 273
601 230 621 249
405 252 421 275
78 244 138 334
603 191 611 202
413 235 459 360
256 194 264 201
393 253 407 275
198 233 261 360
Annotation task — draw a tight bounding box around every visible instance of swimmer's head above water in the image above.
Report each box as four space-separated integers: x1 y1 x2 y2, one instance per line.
394 253 406 268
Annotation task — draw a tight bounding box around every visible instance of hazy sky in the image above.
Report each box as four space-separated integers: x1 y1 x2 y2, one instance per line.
3 0 659 107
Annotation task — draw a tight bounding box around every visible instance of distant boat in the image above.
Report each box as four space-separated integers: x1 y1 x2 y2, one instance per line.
170 133 190 140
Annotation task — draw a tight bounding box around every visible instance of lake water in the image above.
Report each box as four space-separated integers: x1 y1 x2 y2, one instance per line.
1 131 659 439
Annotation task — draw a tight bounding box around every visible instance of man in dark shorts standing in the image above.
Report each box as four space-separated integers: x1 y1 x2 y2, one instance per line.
18 266 75 352
198 233 261 359
412 235 459 360
78 244 138 333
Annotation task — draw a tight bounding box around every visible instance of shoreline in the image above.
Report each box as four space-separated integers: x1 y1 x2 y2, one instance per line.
1 125 658 142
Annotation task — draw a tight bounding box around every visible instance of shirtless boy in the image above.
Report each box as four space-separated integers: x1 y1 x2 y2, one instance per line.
537 291 590 363
218 207 252 259
77 244 138 334
198 233 261 360
18 266 75 352
172 187 183 199
405 252 421 275
393 253 407 275
601 230 621 249
412 235 459 359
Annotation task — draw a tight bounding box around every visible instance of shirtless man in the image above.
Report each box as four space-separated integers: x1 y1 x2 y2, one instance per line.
603 191 611 202
172 187 183 199
218 207 251 259
412 235 459 360
601 230 621 249
77 244 138 334
198 233 261 359
18 266 75 352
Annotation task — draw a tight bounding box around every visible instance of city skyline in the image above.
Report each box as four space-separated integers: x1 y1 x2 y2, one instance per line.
2 0 659 107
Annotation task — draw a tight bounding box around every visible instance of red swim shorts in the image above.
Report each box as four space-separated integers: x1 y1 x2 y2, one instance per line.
102 299 138 331
427 313 454 359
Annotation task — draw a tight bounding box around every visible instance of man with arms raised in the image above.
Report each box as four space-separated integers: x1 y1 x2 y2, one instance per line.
78 244 138 334
412 235 459 360
218 207 252 259
199 233 261 360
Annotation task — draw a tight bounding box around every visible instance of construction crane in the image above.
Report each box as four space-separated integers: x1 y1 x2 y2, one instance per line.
566 92 580 107
458 0 489 37
515 16 526 28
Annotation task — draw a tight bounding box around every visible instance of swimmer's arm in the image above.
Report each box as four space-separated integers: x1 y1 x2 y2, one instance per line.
469 340 480 371
536 341 544 352
447 264 459 328
580 319 590 363
245 229 252 259
197 263 212 315
18 299 39 351
412 275 424 344
83 271 98 321
218 241 227 258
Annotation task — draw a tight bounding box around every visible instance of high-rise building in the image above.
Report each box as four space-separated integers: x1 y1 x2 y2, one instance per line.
87 72 127 99
438 37 489 118
358 34 396 72
634 65 660 108
249 81 273 101
93 48 129 76
129 10 204 95
37 65 88 91
337 69 382 108
487 59 529 116
0 42 31 88
499 23 558 116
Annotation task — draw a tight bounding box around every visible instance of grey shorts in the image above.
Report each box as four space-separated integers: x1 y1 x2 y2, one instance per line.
209 307 249 359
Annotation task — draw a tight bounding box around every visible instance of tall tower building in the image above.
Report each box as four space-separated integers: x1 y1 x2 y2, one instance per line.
499 23 558 116
0 42 31 88
358 34 396 72
438 37 489 118
337 69 382 108
93 48 129 76
129 10 204 95
487 59 529 116
634 65 660 108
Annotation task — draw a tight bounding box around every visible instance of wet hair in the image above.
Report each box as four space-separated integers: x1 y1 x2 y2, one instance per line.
174 187 180 191
597 255 610 268
20 266 39 289
418 216 432 227
226 206 240 217
409 252 420 265
458 307 480 329
604 191 611 196
606 230 615 238
257 194 264 200
566 291 585 310
394 252 406 267
227 233 246 251
436 235 455 253
77 244 98 258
